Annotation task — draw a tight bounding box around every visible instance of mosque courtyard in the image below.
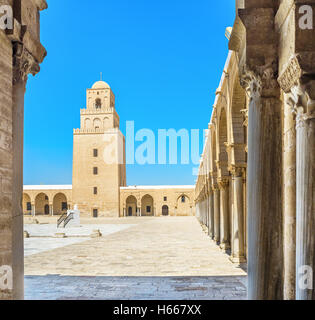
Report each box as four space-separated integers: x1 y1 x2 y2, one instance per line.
24 216 247 300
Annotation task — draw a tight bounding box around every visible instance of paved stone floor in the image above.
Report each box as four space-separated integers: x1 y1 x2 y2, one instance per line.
25 276 247 300
24 224 135 256
24 217 247 300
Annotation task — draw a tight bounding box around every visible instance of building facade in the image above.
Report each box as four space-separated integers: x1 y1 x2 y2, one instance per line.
120 186 195 217
22 81 195 218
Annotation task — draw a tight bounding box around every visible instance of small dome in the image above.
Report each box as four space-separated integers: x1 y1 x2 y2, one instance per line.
92 81 110 89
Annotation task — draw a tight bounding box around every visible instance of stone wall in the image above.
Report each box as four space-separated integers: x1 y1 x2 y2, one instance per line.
120 186 195 217
0 0 47 300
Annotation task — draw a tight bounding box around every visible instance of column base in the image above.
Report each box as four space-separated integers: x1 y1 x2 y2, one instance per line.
229 256 247 264
220 242 230 252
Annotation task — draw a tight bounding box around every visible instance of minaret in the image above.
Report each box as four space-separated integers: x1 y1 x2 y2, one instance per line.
72 81 126 217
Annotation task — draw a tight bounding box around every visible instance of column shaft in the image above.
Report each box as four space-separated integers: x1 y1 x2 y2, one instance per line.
283 96 296 300
9 81 26 300
247 94 283 300
213 188 220 243
209 192 214 239
296 112 315 300
230 175 245 263
219 182 230 251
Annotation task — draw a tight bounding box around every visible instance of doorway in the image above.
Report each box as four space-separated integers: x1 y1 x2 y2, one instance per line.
162 205 169 216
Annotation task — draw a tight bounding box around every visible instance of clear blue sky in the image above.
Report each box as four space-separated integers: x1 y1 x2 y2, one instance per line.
24 0 235 186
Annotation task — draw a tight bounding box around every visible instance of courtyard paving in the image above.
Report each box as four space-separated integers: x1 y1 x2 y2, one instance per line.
24 216 247 300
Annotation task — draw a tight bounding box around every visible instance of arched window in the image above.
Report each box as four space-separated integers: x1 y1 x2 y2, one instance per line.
181 196 186 203
93 118 102 131
95 98 102 109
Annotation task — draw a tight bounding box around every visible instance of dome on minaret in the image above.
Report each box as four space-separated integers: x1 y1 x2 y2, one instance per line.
92 81 110 89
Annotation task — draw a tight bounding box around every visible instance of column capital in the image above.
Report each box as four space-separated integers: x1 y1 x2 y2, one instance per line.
284 77 315 128
278 55 303 94
240 61 280 99
13 43 40 85
212 183 219 192
217 178 229 190
230 166 246 178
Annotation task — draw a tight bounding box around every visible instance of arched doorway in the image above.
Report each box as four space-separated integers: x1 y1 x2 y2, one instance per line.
126 195 137 216
35 193 49 215
53 193 68 215
23 193 32 215
141 194 154 216
162 205 169 216
44 204 50 215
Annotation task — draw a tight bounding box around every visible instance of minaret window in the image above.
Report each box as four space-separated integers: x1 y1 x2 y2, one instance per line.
95 98 102 109
93 167 98 175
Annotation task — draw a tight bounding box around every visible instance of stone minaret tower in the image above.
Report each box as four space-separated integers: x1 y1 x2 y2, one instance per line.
72 81 126 217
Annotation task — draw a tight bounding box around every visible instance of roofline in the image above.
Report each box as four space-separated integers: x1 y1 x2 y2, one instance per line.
23 185 72 190
120 185 195 190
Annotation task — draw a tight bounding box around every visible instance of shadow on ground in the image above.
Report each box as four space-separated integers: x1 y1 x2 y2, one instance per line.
25 275 247 300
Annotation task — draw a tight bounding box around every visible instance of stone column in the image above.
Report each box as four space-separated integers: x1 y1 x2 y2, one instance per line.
213 186 220 244
0 43 40 300
218 179 230 251
204 197 207 226
294 83 315 300
230 169 245 263
49 203 53 216
200 199 204 224
278 55 315 299
206 195 209 228
282 92 297 300
31 203 35 217
202 195 207 227
0 1 47 300
9 48 29 301
209 191 214 239
242 69 283 300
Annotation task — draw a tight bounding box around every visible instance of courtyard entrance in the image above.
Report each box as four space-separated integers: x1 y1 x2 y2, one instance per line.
24 216 246 300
